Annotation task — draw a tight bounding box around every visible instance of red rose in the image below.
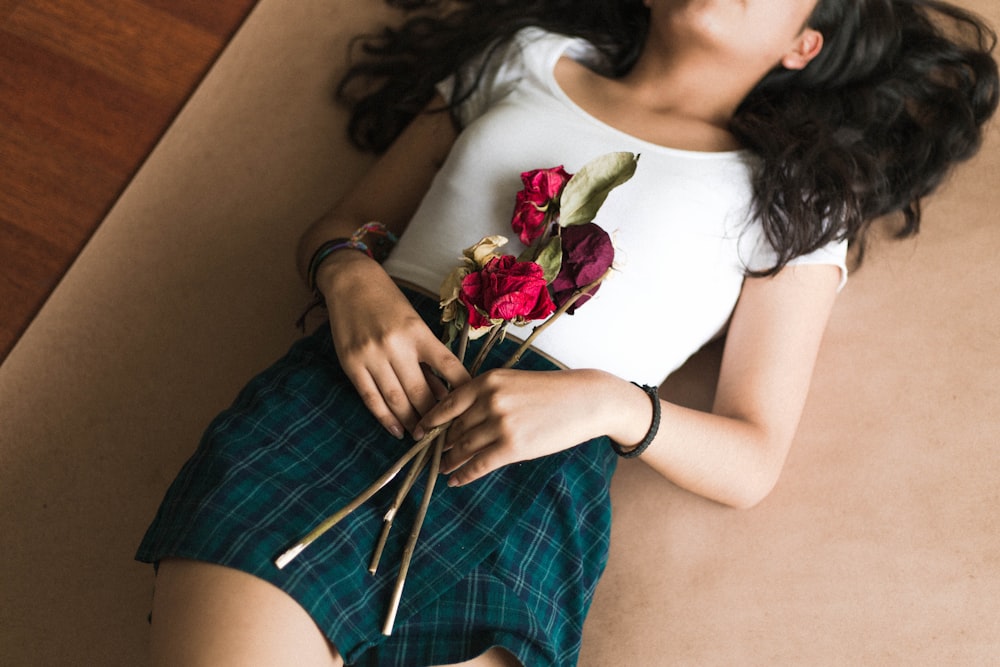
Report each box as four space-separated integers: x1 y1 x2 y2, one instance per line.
511 191 550 246
511 166 571 245
522 165 571 200
460 255 556 329
551 223 615 313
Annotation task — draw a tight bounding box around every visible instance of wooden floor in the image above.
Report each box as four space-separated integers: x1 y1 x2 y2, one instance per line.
0 0 258 362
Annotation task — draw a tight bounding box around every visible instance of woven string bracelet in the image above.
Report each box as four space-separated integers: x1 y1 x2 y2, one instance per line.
298 222 399 329
351 221 399 263
610 382 661 458
305 222 399 291
306 238 369 291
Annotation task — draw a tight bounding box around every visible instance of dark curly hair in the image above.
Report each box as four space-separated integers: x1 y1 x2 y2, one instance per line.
337 0 998 272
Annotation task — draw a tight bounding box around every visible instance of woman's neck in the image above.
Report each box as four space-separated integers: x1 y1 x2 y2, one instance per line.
618 46 754 133
553 52 747 153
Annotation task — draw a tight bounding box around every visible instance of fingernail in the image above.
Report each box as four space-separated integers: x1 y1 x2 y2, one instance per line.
447 476 459 488
412 426 425 440
388 425 404 439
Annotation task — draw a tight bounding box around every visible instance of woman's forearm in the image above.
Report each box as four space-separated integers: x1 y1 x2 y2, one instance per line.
590 370 788 509
296 212 389 283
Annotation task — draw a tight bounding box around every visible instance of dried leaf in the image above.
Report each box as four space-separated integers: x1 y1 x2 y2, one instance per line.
558 152 639 227
535 236 564 283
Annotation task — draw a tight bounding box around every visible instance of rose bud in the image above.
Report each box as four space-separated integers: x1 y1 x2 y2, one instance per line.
511 166 571 245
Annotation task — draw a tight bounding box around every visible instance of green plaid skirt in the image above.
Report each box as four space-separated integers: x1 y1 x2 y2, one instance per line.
136 288 618 666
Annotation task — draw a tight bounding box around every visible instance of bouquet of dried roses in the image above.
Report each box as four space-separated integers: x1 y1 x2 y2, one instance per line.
275 151 639 635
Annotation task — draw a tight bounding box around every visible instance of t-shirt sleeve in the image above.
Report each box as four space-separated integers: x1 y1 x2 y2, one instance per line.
435 28 540 128
742 233 850 291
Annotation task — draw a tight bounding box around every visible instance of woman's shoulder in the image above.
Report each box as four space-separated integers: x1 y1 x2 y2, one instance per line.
499 27 603 75
507 27 578 51
444 27 598 126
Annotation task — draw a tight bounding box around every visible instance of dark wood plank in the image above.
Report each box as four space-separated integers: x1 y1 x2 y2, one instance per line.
0 109 122 246
5 0 223 102
0 217 65 324
0 0 22 21
0 32 165 178
138 0 255 36
0 0 257 361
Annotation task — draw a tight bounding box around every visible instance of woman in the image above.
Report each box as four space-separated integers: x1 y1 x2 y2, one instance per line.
137 0 998 664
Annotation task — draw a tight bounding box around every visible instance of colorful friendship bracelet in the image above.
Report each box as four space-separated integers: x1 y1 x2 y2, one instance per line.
297 222 399 330
610 382 661 458
305 222 399 291
350 221 399 263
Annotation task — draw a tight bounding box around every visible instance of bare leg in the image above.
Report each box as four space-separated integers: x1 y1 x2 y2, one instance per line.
436 647 522 667
150 558 522 667
149 558 342 667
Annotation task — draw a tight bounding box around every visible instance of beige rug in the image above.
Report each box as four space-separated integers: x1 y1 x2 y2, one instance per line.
2 1 998 664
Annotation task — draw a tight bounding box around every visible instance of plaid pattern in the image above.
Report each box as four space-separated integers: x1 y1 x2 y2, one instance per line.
136 289 618 666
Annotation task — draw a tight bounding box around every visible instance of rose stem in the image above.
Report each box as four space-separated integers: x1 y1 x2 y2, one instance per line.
502 268 613 369
274 424 447 569
456 321 470 365
368 442 433 575
468 323 505 376
382 431 444 636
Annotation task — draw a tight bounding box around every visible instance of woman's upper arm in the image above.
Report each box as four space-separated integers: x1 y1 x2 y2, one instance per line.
712 263 843 462
333 98 459 228
297 96 459 275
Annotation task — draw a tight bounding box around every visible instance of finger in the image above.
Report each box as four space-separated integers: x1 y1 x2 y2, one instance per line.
422 344 471 389
446 445 510 488
367 364 420 439
415 382 478 435
390 358 439 432
420 363 450 401
439 414 493 474
342 365 405 440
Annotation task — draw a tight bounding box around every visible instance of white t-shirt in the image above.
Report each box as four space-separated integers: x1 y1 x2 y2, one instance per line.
382 28 848 384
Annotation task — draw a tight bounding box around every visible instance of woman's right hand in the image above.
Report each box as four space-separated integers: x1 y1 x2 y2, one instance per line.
316 249 471 439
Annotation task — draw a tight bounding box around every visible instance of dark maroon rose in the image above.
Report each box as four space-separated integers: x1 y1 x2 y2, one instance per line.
550 223 614 313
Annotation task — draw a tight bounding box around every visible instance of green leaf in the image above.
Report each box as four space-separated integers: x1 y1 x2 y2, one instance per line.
558 152 639 226
516 245 536 263
535 236 563 283
442 308 467 348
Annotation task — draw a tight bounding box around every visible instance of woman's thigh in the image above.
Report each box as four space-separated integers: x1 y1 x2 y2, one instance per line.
149 558 343 667
149 559 520 667
438 648 522 667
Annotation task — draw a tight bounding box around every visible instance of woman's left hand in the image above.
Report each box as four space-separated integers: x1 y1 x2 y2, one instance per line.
415 368 634 487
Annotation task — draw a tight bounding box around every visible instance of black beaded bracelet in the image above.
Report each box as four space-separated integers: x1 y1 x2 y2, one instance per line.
610 382 661 458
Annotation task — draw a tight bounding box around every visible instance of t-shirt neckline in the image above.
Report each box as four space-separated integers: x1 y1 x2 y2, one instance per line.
539 31 749 160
